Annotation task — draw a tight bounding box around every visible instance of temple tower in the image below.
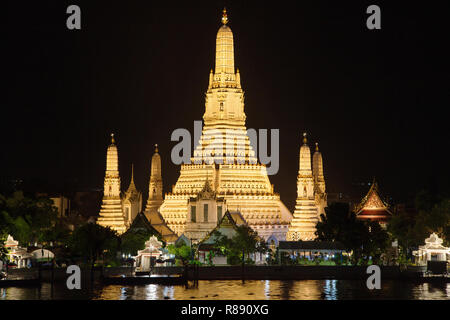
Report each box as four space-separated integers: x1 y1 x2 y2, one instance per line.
122 164 143 225
286 133 319 241
158 9 292 240
145 144 163 215
97 133 127 234
312 142 327 215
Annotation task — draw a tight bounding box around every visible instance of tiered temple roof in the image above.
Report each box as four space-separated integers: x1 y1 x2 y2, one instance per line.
354 180 392 223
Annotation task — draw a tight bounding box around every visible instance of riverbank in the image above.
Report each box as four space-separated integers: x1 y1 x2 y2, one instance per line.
3 265 433 284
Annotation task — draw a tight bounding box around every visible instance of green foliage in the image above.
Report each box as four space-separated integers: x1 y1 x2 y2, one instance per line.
332 253 343 266
0 236 7 262
388 191 450 254
67 223 120 265
206 251 215 266
266 247 279 265
121 230 154 256
212 225 268 265
316 202 389 265
167 242 194 266
0 191 63 247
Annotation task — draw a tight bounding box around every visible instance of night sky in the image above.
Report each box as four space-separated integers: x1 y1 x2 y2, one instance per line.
3 1 448 211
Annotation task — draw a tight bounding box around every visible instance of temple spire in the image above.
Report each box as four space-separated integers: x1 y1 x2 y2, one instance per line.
299 132 312 175
129 163 136 189
315 142 319 152
97 133 127 234
106 133 119 172
145 143 163 215
215 8 235 75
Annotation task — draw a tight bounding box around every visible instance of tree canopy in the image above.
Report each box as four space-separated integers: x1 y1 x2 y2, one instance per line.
167 242 194 266
316 202 389 265
212 225 268 265
388 191 450 251
67 222 120 265
0 191 62 247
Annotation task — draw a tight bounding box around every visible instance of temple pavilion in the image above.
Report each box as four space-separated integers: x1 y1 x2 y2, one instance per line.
413 233 450 265
354 180 392 227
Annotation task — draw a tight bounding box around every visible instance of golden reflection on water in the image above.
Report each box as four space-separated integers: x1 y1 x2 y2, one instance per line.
1 280 449 300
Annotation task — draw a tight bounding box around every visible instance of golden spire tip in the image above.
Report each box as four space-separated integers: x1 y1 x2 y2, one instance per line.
154 143 158 153
111 133 115 144
315 142 319 151
221 8 228 25
302 132 307 144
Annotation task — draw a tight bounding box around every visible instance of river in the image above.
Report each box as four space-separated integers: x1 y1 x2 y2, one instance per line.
1 280 449 300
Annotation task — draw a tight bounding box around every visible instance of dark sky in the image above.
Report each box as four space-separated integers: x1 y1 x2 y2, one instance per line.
3 1 448 211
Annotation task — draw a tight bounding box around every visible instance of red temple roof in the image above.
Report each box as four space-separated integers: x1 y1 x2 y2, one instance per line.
355 180 392 221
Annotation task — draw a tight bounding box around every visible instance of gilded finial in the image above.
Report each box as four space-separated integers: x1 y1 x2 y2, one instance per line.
302 132 307 144
131 163 134 181
111 133 115 144
315 142 319 151
154 144 158 153
221 8 228 25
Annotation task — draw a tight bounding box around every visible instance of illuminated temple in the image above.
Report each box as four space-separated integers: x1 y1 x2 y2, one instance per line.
96 10 328 243
286 134 327 241
97 134 128 234
158 9 292 241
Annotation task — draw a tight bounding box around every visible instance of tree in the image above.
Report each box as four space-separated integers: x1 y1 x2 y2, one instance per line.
67 223 120 266
316 202 389 265
212 225 267 265
0 191 60 246
167 242 194 266
364 221 389 265
0 237 7 262
425 199 450 244
388 192 450 258
121 230 160 256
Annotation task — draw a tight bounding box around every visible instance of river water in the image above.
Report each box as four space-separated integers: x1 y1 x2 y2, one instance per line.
1 280 449 300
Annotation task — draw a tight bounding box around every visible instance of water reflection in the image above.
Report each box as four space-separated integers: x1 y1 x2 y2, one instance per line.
324 280 337 300
1 280 449 300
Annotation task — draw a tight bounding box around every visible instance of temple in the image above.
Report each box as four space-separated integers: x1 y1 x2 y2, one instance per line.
354 179 392 227
97 133 128 234
158 9 292 241
286 133 327 241
145 144 163 216
413 233 450 265
122 164 143 225
144 144 177 242
183 180 226 243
